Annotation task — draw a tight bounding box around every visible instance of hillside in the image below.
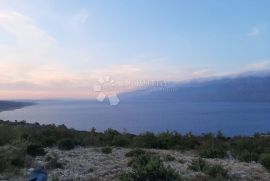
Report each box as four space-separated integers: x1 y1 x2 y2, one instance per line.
120 75 270 102
1 121 270 180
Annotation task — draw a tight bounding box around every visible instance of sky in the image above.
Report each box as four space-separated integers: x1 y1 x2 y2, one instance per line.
0 0 269 99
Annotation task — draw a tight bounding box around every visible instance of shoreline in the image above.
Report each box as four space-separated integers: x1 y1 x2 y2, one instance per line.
0 101 35 113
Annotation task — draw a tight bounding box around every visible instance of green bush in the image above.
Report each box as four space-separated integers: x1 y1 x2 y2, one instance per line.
58 139 75 150
133 132 158 148
204 164 228 178
125 149 146 157
26 144 46 156
0 146 33 173
237 150 259 162
46 155 64 170
260 153 270 170
119 152 182 181
200 147 227 158
101 147 112 154
10 156 25 167
164 155 176 161
188 158 207 172
0 126 18 146
112 135 131 147
0 156 8 173
189 158 228 178
155 132 181 149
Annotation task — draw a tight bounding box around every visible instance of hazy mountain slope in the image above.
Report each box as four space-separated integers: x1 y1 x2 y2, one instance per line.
120 76 270 102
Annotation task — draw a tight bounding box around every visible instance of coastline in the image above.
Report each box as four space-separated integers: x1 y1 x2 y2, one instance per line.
0 101 35 113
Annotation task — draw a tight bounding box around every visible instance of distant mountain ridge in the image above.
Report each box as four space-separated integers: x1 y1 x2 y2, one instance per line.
120 75 270 102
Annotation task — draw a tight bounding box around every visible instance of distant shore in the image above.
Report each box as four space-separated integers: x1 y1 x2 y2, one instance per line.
0 101 35 113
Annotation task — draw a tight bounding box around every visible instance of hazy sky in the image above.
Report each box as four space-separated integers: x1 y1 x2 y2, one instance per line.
0 0 269 99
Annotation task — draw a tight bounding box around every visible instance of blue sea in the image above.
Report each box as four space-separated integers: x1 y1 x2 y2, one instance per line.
1 100 270 136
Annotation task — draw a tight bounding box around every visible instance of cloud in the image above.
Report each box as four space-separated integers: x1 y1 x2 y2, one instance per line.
247 26 260 37
0 11 56 51
245 60 270 71
69 10 89 27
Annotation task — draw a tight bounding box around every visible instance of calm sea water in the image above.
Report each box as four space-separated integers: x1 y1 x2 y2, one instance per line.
0 100 270 136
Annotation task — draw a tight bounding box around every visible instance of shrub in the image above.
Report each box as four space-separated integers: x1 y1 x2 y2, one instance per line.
156 132 181 149
237 150 259 162
58 139 75 150
133 132 158 148
0 156 8 173
103 128 120 143
125 149 146 157
46 154 64 170
164 155 176 161
26 144 46 156
0 126 18 146
0 146 33 173
10 156 25 167
200 147 227 158
260 154 270 170
189 158 228 178
41 137 57 147
112 135 131 147
188 158 207 172
101 147 112 154
119 152 182 181
204 164 228 178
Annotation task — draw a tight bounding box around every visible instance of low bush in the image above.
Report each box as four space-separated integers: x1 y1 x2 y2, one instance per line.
0 156 8 173
0 146 33 173
26 144 46 157
188 158 207 172
101 147 112 154
119 152 182 181
164 154 176 161
46 154 64 170
204 164 228 178
237 150 259 162
0 125 18 146
125 149 146 157
200 146 227 159
260 153 270 170
112 135 131 147
58 139 75 150
189 158 228 178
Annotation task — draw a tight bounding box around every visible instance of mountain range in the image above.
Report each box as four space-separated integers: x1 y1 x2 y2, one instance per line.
120 73 270 102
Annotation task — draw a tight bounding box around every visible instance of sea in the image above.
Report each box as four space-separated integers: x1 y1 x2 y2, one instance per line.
1 100 270 136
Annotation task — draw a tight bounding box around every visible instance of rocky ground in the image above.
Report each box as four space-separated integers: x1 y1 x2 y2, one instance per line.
1 147 270 181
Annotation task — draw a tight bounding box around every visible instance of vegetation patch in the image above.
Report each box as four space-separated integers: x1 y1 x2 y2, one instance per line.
0 145 33 173
189 158 228 179
200 146 227 159
26 144 46 156
164 154 176 162
45 154 64 170
125 149 146 157
101 147 112 154
260 153 270 170
120 152 182 181
58 139 76 150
